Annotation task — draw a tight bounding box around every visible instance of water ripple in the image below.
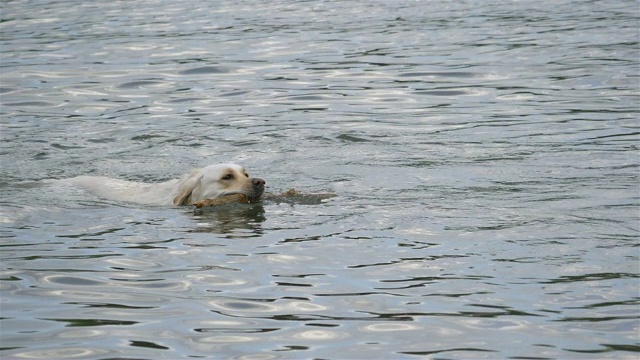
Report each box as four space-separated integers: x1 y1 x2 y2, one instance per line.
1 0 638 359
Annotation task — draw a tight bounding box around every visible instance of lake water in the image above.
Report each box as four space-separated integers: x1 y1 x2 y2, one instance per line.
1 0 638 359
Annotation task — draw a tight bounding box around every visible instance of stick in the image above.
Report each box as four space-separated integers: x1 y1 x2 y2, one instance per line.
192 193 250 208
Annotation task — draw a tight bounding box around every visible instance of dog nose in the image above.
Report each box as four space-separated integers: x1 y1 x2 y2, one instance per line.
252 178 265 187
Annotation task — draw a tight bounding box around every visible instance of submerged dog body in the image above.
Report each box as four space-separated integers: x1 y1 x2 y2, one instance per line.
59 163 265 206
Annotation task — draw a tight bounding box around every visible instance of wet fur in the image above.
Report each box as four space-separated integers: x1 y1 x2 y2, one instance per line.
58 163 265 206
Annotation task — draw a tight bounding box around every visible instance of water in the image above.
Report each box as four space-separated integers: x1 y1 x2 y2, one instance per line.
1 0 638 359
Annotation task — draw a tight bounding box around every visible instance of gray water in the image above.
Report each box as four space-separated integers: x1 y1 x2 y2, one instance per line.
1 0 638 359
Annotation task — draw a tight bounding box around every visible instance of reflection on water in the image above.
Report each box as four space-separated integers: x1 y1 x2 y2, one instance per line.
1 0 639 359
190 203 266 236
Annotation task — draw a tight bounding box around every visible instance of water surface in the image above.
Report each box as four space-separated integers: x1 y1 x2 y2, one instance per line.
1 0 638 359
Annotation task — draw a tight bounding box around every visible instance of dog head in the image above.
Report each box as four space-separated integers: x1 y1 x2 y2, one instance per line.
173 163 266 206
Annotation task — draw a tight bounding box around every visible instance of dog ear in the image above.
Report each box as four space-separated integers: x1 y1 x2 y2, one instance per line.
173 170 203 206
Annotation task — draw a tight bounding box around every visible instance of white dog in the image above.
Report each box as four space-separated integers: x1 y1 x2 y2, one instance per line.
58 163 265 206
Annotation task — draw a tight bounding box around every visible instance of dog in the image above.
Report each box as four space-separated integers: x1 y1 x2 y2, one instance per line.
58 163 265 206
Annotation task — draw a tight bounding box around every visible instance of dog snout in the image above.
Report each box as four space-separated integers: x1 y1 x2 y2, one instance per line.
252 178 265 187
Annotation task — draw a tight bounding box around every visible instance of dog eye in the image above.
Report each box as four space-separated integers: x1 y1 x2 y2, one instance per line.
221 174 234 180
244 173 249 177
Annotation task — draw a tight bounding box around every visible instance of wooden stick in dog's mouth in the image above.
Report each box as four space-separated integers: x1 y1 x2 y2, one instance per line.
192 193 251 208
